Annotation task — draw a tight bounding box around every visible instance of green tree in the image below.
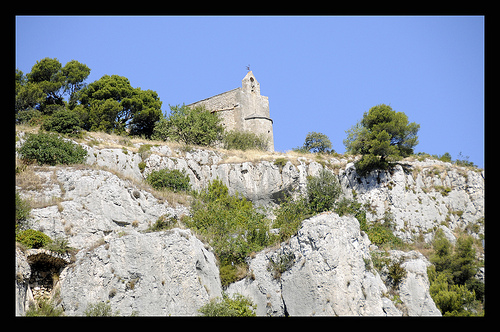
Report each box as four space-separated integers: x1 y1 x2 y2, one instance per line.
26 57 66 108
152 104 224 146
344 104 420 175
61 59 91 106
428 231 483 315
78 75 162 137
294 131 334 154
428 267 477 316
303 131 334 153
16 58 90 118
15 69 45 116
450 236 477 286
429 229 453 276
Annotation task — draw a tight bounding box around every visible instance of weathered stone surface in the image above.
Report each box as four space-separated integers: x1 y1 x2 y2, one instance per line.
20 167 189 249
377 250 441 316
15 247 31 316
228 212 403 316
60 229 222 316
16 129 483 316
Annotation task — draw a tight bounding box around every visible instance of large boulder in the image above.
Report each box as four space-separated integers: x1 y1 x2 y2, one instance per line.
60 228 222 316
228 212 403 316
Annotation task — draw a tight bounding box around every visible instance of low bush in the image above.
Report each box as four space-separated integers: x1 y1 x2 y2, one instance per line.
185 179 273 287
198 293 256 317
152 104 224 146
16 229 52 249
25 298 64 316
15 192 31 229
387 257 407 287
146 169 191 192
146 214 178 232
41 108 83 137
222 130 269 151
18 132 87 166
306 169 341 214
267 248 296 280
272 195 311 242
84 302 117 317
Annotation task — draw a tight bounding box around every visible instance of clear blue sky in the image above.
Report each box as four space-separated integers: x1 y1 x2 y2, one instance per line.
16 16 484 168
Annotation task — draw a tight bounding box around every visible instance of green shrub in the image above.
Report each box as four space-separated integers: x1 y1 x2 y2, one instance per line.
272 195 312 242
84 302 117 317
16 229 52 249
428 231 483 315
273 157 288 169
41 108 83 136
222 130 269 151
152 104 224 146
15 192 31 228
146 214 178 232
138 144 152 159
387 257 407 287
306 169 341 214
428 266 477 316
138 161 146 173
185 179 272 286
146 169 191 192
18 132 87 165
16 108 43 125
43 236 72 254
25 298 64 316
267 248 296 280
198 293 256 317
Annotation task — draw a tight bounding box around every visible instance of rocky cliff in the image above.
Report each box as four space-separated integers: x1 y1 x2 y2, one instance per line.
15 130 484 316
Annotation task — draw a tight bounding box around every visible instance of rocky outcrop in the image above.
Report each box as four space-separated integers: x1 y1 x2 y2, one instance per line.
60 228 222 316
228 212 440 316
18 167 189 250
77 137 484 243
384 250 440 316
15 247 31 316
339 162 484 243
15 130 484 316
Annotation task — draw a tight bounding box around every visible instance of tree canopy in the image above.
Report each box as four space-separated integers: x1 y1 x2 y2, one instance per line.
16 58 90 114
344 104 420 175
152 104 224 146
78 74 162 137
294 131 334 154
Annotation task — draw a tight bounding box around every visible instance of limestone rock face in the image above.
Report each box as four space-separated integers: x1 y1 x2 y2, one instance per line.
60 229 222 316
229 212 404 316
16 129 483 316
19 167 189 250
339 162 484 243
15 247 31 316
390 250 441 316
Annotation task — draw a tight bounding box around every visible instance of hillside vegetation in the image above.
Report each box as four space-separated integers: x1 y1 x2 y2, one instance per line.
15 124 484 316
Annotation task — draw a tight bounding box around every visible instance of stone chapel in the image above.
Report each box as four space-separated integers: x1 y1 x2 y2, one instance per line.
187 71 274 151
